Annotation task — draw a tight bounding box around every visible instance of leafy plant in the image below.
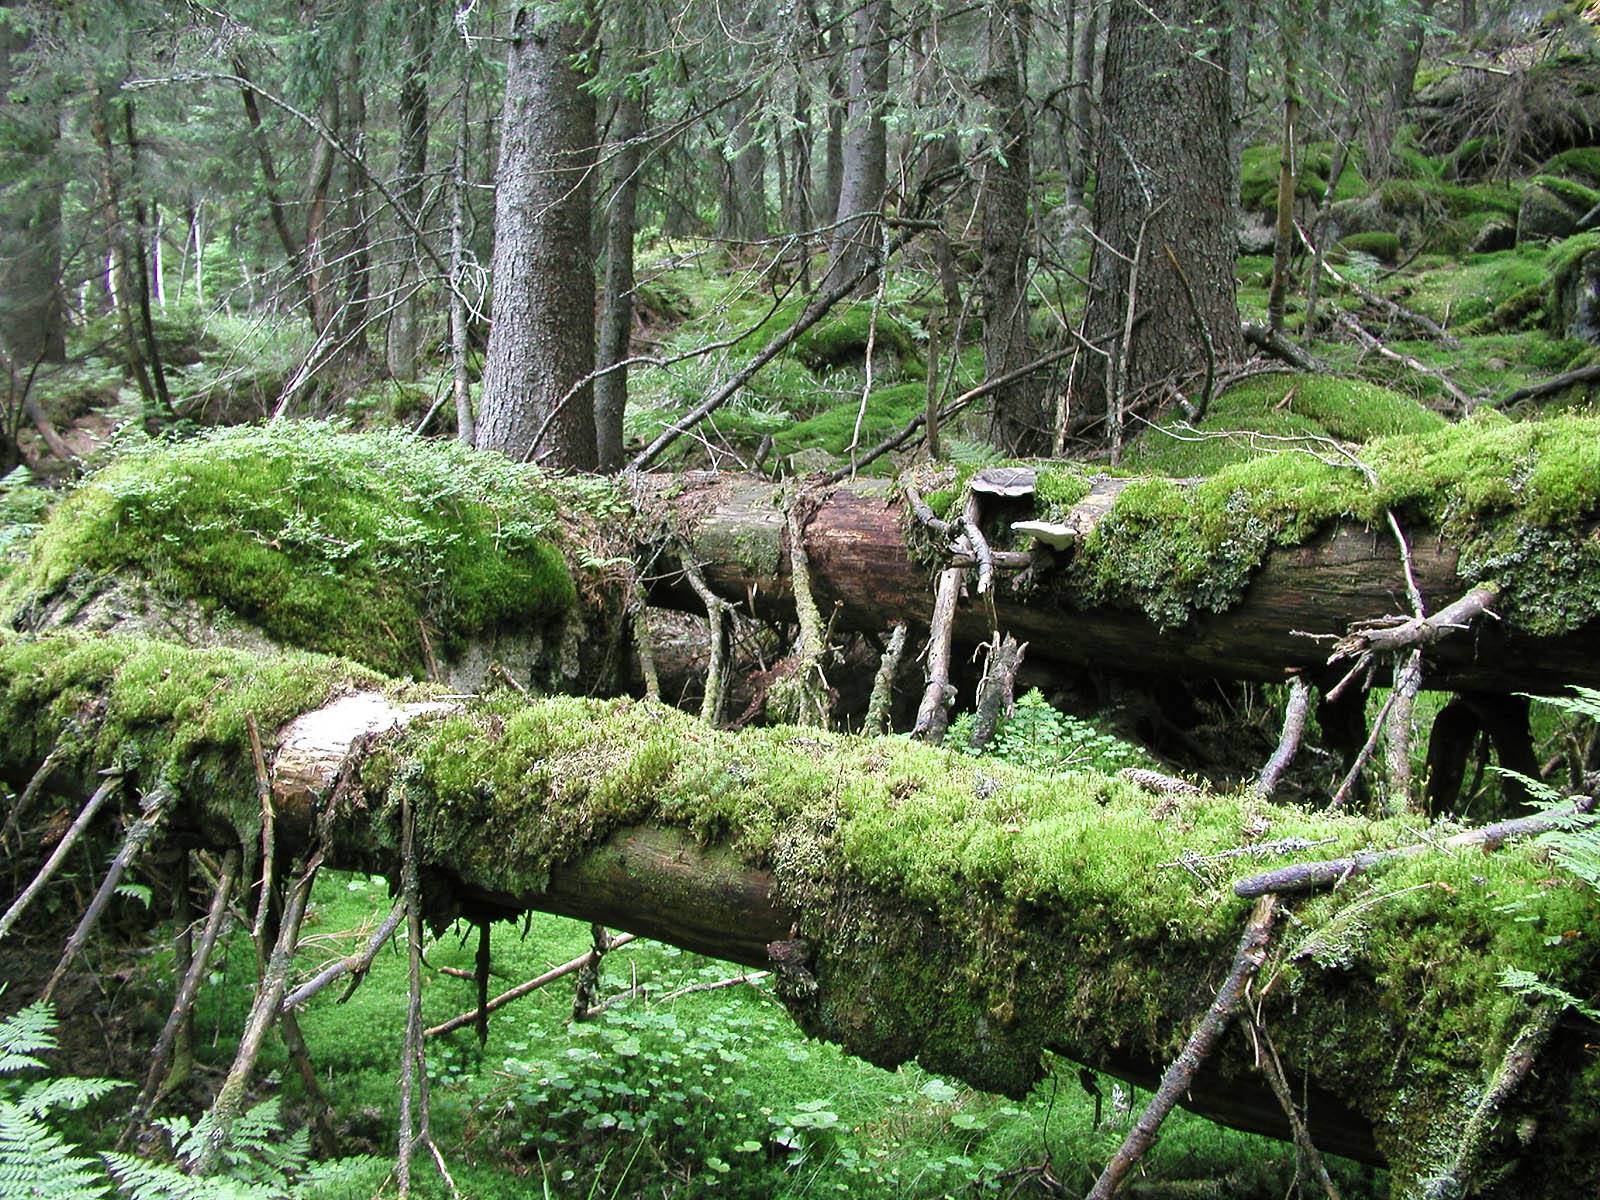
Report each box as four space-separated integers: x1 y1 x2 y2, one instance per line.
948 689 1154 775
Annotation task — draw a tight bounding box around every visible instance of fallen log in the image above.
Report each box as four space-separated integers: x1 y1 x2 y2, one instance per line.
651 464 1600 693
3 634 1598 1197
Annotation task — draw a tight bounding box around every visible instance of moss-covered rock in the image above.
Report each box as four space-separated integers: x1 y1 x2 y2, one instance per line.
1519 180 1592 243
1332 179 1521 254
1338 231 1403 263
1549 231 1600 342
1238 142 1366 217
1 423 626 686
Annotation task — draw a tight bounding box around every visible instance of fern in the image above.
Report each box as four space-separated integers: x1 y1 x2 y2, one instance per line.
15 1077 125 1119
99 1154 280 1200
0 1001 60 1074
0 1100 112 1200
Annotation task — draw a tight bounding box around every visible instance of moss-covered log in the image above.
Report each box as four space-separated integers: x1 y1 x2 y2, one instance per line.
4 634 1599 1197
660 414 1600 692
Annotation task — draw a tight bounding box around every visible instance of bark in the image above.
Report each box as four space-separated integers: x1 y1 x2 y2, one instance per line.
476 6 599 469
387 1 432 382
650 475 1600 694
595 84 645 473
1077 0 1245 430
719 93 768 243
6 639 1600 1195
0 12 65 364
1364 0 1434 183
978 0 1041 453
820 0 890 295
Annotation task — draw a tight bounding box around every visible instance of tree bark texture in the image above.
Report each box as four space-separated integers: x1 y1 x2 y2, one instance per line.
1078 0 1245 423
0 10 65 363
386 1 432 383
979 0 1041 453
596 85 645 473
821 0 891 295
477 6 599 469
4 637 1599 1197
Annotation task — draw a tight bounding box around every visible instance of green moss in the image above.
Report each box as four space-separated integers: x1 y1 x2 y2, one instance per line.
1539 147 1600 187
1533 174 1600 212
1093 411 1600 634
793 305 916 370
1395 244 1548 326
1377 178 1521 219
2 424 599 677
774 383 925 460
1239 142 1366 216
1338 231 1402 263
1121 373 1444 477
1033 466 1093 521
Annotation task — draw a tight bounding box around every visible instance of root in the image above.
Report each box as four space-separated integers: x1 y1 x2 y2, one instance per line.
680 553 732 727
1256 676 1312 798
764 500 834 728
912 567 964 744
968 634 1026 751
863 622 909 736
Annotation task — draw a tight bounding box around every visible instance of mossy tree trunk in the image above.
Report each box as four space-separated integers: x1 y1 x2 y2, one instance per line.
4 635 1599 1198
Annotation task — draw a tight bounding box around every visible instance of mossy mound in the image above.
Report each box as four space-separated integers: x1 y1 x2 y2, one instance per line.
772 382 925 464
1336 231 1403 263
1 423 613 679
1121 373 1445 477
1332 179 1521 254
1404 245 1550 329
1238 142 1366 216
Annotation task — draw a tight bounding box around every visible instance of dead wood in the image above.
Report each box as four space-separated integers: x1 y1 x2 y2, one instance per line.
1087 895 1280 1200
398 789 423 1196
863 621 908 735
281 902 405 1011
1241 321 1326 371
0 745 65 852
1248 1016 1343 1200
0 772 123 944
969 633 1026 750
1498 363 1600 408
912 566 964 743
1330 309 1474 413
43 785 174 1000
1233 794 1599 897
1256 676 1312 798
426 934 641 1038
246 713 275 950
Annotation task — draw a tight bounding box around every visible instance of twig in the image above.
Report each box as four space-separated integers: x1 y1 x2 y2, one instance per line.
43 787 175 1000
1257 676 1312 798
398 789 424 1197
961 491 995 596
1247 1016 1343 1200
246 713 275 951
282 903 405 1010
1331 309 1473 413
1233 795 1599 897
912 567 964 744
1329 586 1498 663
125 849 239 1143
0 772 123 944
0 745 65 851
1086 895 1280 1200
1329 687 1401 809
969 634 1026 750
425 934 640 1038
1498 363 1600 409
654 970 771 1004
191 849 322 1175
863 622 909 736
902 481 953 538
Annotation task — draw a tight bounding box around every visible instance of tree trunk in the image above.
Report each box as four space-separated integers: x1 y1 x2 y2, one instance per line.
820 0 890 295
387 1 433 383
719 95 767 244
0 3 65 365
6 635 1600 1197
595 84 645 472
978 0 1040 453
1076 0 1245 438
1364 0 1434 183
476 5 599 470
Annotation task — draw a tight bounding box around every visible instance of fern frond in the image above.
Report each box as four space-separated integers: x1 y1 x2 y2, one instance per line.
100 1152 280 1200
19 1077 126 1118
0 1100 111 1200
0 1002 60 1074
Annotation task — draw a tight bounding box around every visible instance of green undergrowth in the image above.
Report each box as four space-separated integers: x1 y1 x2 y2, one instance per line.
0 423 607 677
1239 141 1368 216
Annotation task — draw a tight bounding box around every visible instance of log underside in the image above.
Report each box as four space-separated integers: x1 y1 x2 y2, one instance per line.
661 475 1600 693
4 637 1598 1198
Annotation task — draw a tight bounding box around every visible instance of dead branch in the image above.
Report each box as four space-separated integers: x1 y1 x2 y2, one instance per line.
1257 676 1312 798
903 481 953 539
1330 586 1498 663
126 849 239 1143
681 555 733 726
969 634 1026 751
863 622 909 736
1498 363 1600 409
246 713 275 950
0 745 63 851
1248 1016 1344 1200
1086 895 1280 1200
1330 309 1474 414
426 934 640 1038
1422 1003 1563 1200
282 902 404 1011
961 491 996 597
0 772 123 943
1233 795 1599 898
1241 321 1326 372
654 971 771 1004
191 849 322 1175
43 786 175 1000
912 567 965 744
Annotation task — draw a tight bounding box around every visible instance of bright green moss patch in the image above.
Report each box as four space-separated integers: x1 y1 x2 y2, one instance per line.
1239 142 1366 216
1121 373 1444 477
1090 411 1600 632
1402 245 1549 327
1539 147 1600 187
1338 231 1403 263
3 423 595 677
773 383 924 460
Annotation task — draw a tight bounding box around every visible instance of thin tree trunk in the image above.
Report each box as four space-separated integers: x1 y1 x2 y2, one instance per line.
820 0 890 295
388 3 432 382
448 74 476 446
596 85 645 472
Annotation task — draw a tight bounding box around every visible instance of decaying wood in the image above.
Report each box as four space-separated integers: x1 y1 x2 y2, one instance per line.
1242 321 1327 372
1087 895 1280 1200
246 713 275 950
681 554 732 726
1248 1016 1343 1200
1257 676 1312 798
960 491 995 596
651 476 1599 693
1233 795 1599 897
0 745 64 852
1498 362 1600 408
912 566 963 743
1329 585 1498 664
0 772 123 944
398 790 423 1197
